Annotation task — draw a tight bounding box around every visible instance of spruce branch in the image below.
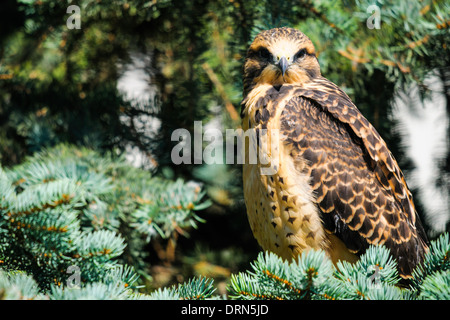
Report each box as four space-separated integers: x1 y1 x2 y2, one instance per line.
0 269 46 300
418 270 450 300
225 239 450 300
149 276 216 300
411 233 450 291
0 144 211 297
228 250 337 300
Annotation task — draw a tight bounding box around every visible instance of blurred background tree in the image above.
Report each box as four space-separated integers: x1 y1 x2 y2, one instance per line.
0 0 448 294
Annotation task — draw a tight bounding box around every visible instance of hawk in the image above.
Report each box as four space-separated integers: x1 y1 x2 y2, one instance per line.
241 27 429 279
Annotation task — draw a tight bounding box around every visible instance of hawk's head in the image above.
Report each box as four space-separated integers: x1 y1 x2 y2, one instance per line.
243 27 321 97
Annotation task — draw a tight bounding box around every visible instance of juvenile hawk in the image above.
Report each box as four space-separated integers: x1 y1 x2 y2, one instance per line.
241 27 429 278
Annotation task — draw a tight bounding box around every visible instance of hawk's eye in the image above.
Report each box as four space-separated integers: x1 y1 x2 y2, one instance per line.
294 49 306 61
258 48 272 61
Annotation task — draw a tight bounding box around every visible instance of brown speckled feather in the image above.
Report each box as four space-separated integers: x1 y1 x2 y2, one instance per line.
280 80 429 277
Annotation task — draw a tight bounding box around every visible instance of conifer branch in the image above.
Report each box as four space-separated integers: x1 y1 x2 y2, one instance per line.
0 144 211 297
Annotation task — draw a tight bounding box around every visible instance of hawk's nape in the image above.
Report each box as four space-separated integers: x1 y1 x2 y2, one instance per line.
241 27 429 279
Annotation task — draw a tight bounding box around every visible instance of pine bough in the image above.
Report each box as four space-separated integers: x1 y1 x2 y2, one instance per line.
0 144 210 299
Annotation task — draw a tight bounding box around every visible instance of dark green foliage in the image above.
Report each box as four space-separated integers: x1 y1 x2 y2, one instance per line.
418 271 450 300
148 276 216 300
3 231 447 300
227 233 450 300
411 233 450 293
0 144 210 297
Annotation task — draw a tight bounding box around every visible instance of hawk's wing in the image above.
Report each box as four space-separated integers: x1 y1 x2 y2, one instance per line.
279 79 429 278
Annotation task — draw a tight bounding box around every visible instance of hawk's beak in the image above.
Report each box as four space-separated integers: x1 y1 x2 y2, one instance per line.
277 56 289 77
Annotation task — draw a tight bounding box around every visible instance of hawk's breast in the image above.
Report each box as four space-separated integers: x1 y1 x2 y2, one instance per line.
242 84 331 260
